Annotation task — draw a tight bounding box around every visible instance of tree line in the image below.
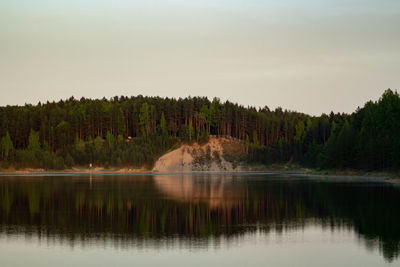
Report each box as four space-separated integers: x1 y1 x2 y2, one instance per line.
0 89 399 170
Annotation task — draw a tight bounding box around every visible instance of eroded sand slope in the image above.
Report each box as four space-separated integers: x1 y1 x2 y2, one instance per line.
152 137 244 172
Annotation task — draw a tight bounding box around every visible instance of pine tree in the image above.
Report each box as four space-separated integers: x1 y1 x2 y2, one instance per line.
0 131 14 160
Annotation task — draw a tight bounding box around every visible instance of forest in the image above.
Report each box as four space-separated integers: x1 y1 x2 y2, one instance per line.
0 89 399 171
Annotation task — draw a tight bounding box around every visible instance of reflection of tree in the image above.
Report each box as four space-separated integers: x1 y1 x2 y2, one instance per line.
0 175 399 261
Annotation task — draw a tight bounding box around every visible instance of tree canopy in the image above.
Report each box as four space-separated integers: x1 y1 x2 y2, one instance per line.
0 89 399 171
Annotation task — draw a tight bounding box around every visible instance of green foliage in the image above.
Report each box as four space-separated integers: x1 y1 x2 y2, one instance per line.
27 130 41 153
65 153 75 168
105 131 115 151
197 131 209 144
55 120 69 150
94 136 104 152
160 112 168 136
244 134 249 153
0 89 399 171
53 156 65 170
188 125 194 141
294 120 305 144
252 130 259 148
42 141 50 152
277 138 290 162
139 103 151 138
0 132 14 160
335 120 357 167
303 141 323 167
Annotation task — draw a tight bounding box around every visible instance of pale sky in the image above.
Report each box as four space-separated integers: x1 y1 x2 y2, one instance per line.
1 0 399 115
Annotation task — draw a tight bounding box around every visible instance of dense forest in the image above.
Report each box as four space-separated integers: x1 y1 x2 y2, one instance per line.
0 89 399 171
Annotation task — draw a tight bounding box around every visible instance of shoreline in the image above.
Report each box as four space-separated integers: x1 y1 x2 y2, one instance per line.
0 166 398 181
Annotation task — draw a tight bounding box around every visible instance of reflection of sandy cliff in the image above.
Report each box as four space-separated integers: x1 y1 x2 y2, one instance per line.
152 175 245 208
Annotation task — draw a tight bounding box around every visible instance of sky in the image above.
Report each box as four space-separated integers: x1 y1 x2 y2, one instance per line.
0 0 399 115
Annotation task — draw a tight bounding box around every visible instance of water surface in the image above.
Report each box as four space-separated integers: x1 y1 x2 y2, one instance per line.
0 173 399 266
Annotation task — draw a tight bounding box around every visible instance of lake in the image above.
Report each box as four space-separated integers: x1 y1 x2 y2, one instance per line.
0 173 399 266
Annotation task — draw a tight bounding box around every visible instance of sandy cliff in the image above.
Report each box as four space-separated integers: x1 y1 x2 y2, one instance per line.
152 137 245 172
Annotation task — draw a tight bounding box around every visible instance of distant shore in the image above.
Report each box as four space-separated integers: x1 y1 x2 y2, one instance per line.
0 165 398 181
0 166 147 174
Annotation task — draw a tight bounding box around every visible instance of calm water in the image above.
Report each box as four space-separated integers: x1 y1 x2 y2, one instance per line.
0 173 399 266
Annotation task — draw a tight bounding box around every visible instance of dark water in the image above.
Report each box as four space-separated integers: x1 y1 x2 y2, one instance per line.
0 173 399 266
